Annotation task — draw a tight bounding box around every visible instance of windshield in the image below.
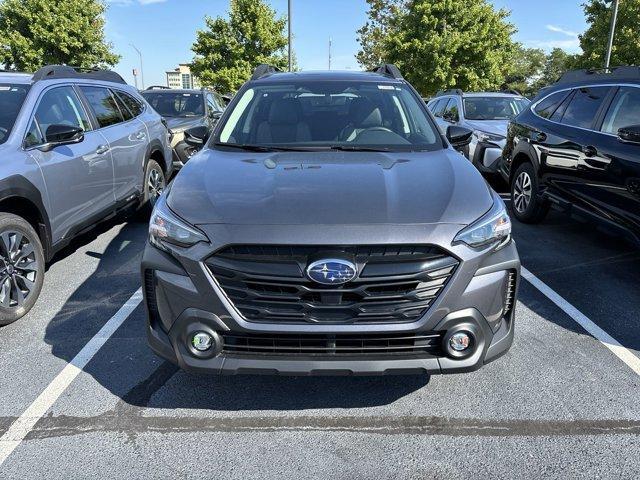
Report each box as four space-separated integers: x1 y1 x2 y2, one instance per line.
0 84 30 145
215 81 441 151
141 91 204 117
463 96 530 120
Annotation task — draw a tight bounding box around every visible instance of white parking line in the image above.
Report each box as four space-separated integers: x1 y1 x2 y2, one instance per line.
0 289 143 467
522 267 640 377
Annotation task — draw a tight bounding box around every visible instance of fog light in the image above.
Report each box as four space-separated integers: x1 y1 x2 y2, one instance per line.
191 332 213 352
449 332 471 352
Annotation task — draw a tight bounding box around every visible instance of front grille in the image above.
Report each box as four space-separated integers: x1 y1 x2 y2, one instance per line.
206 244 459 324
222 331 443 357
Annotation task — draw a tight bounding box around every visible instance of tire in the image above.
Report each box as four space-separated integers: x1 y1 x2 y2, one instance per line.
0 213 45 326
141 159 166 213
510 162 549 223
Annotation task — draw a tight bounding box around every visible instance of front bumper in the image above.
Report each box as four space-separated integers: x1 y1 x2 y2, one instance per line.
142 223 520 376
468 138 506 174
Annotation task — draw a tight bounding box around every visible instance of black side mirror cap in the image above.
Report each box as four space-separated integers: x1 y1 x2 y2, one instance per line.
39 124 84 152
184 125 210 148
446 125 473 150
618 125 640 144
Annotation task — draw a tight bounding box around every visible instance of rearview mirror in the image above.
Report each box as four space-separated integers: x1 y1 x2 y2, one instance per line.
617 125 640 144
40 124 84 152
184 125 210 148
446 125 473 151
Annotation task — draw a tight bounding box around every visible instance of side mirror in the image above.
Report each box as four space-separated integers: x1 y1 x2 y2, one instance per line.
210 111 223 120
40 124 84 152
184 125 210 148
446 125 473 151
617 125 640 144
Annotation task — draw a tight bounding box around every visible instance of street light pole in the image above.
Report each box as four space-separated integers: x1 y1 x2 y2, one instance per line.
604 0 619 69
288 0 292 72
130 44 145 89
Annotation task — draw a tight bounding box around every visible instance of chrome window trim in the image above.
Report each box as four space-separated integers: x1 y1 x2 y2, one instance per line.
529 83 640 137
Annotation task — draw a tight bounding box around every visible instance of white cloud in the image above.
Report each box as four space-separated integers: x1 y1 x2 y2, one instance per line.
526 25 581 53
546 25 579 38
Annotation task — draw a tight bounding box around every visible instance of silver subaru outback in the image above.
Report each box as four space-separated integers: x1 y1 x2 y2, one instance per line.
142 64 520 376
0 65 171 326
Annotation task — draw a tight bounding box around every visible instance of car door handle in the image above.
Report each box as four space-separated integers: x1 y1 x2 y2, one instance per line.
583 145 597 157
135 131 146 140
96 145 110 155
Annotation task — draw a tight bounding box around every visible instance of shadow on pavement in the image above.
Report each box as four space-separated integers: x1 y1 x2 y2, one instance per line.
43 218 429 411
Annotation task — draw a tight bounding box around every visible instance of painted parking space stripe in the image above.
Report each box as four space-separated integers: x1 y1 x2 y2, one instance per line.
0 289 143 468
522 267 640 377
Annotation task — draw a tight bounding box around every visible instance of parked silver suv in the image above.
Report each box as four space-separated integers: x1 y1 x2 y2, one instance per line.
0 65 171 325
427 90 529 175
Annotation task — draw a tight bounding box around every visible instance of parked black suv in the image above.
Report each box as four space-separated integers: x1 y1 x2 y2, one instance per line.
501 67 640 243
141 87 226 169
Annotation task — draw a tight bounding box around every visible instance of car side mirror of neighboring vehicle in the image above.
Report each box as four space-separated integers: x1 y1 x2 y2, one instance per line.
40 124 84 152
617 125 640 144
184 125 210 148
446 125 473 151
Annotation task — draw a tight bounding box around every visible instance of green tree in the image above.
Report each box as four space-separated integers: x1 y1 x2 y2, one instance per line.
532 48 576 91
357 0 516 96
0 0 119 71
502 45 546 96
191 0 290 93
578 0 640 68
356 0 405 68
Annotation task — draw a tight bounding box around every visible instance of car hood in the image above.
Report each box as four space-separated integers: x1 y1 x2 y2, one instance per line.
168 149 494 226
164 116 205 132
464 119 509 137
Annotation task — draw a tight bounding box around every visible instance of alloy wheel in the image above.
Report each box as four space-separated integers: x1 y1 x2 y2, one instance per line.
147 167 165 206
0 231 38 308
513 171 533 213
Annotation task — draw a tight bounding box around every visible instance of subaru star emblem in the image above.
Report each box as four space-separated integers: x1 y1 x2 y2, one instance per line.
306 259 357 285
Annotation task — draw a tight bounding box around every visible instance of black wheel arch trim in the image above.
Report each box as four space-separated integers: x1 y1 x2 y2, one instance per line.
0 175 52 261
146 139 171 176
509 139 540 182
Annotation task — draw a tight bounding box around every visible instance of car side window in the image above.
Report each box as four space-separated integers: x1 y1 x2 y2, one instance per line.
26 86 90 148
206 94 216 113
534 91 570 119
560 87 611 129
443 98 459 121
112 90 133 121
115 91 144 117
79 86 124 128
601 87 640 134
432 98 448 117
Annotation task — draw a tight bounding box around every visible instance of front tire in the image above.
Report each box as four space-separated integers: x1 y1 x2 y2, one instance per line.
0 213 45 326
142 159 166 211
510 162 549 223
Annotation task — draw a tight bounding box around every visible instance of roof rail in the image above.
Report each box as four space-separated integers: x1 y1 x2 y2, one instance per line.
500 89 522 96
558 66 640 84
435 89 464 97
144 85 171 90
32 65 127 85
369 64 403 79
251 64 281 81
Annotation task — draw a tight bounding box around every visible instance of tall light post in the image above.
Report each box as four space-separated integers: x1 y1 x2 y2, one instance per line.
288 0 292 71
130 44 145 89
604 0 620 69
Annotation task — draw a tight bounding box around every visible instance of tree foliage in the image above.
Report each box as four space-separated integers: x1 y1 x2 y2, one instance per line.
578 0 640 68
502 45 546 96
0 0 119 71
191 0 290 93
357 0 516 95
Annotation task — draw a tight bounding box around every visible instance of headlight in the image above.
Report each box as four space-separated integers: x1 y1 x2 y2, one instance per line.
453 194 511 250
149 194 208 250
473 130 506 144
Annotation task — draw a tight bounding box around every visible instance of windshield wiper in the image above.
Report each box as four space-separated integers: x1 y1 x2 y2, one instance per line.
213 142 309 152
328 145 391 152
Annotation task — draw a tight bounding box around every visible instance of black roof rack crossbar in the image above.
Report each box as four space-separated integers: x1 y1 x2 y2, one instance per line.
144 85 171 90
558 66 640 84
435 89 464 97
500 89 522 96
251 64 282 81
369 64 403 79
32 65 127 85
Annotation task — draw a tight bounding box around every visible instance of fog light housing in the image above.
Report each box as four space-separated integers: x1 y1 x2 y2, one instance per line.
191 332 214 352
449 332 471 352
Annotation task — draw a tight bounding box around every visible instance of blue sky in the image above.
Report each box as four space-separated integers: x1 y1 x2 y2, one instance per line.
105 0 589 87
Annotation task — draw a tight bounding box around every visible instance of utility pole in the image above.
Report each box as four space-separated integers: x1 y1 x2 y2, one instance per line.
132 68 139 90
288 0 292 71
130 44 145 89
328 37 332 70
605 0 619 69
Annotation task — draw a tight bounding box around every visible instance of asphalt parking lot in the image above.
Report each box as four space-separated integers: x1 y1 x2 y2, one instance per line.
1 200 639 479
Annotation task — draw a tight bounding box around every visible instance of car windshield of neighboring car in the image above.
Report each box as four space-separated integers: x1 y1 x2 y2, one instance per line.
141 91 204 118
0 84 30 145
463 96 530 120
215 80 442 151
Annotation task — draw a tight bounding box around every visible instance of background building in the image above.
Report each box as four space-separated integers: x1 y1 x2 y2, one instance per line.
166 64 201 89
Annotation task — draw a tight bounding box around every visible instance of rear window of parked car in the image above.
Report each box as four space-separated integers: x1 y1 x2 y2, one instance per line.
115 90 144 117
80 86 124 128
560 87 611 129
534 90 570 119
